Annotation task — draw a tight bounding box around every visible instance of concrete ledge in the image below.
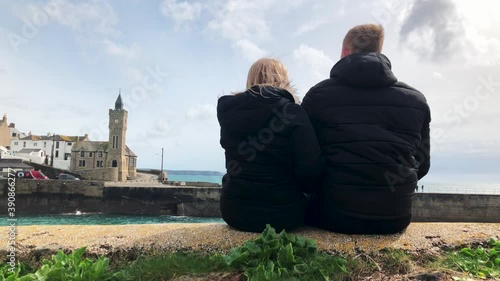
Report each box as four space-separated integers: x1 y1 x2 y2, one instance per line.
3 179 500 222
1 223 499 267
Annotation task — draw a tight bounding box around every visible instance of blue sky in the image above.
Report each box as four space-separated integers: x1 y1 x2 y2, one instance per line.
1 0 499 183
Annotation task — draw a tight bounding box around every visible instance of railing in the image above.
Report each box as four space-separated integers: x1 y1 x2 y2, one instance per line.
416 187 500 195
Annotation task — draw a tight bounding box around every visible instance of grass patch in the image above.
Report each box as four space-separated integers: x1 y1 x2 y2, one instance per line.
2 228 498 280
377 249 413 275
115 252 231 281
434 238 500 279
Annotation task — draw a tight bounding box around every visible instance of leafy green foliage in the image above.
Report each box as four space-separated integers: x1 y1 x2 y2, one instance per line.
225 224 349 281
445 238 500 279
0 263 34 281
0 247 118 281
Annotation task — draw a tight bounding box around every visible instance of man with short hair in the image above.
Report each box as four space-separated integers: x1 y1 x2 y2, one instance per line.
302 24 431 234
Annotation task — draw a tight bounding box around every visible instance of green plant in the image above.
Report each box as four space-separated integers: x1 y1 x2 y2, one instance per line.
1 247 118 281
445 238 500 279
225 224 349 281
0 263 34 281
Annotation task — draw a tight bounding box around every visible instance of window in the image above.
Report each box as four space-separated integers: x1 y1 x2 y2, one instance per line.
98 151 103 157
68 142 72 146
112 160 117 167
14 142 18 146
80 151 85 157
55 150 59 158
130 157 135 167
56 142 60 149
33 142 38 147
64 153 70 160
112 136 119 149
96 160 104 167
78 160 86 167
12 133 17 137
89 152 93 157
23 142 26 148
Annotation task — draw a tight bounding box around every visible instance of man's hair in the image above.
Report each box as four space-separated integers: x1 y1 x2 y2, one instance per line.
343 24 384 53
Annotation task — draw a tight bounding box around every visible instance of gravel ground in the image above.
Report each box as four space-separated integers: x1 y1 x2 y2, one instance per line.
2 222 499 259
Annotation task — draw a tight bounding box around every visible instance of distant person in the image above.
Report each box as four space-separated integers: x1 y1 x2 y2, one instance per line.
217 58 323 232
302 24 431 234
421 185 424 192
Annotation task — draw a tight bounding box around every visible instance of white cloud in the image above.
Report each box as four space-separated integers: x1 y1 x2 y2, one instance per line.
234 39 267 61
185 104 216 121
293 45 334 81
160 0 202 28
294 19 332 37
206 0 273 42
102 39 140 59
19 0 119 35
462 25 500 66
433 71 443 78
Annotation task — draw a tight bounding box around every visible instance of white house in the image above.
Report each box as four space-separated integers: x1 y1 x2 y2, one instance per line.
14 148 45 163
0 146 24 160
9 123 26 141
10 133 89 170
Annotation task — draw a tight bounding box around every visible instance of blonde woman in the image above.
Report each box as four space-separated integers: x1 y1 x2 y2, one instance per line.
217 58 323 232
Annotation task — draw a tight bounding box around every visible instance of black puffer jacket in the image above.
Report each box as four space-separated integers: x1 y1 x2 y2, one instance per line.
217 86 323 232
302 53 430 228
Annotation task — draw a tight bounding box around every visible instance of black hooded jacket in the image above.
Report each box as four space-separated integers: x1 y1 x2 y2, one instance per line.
217 86 323 232
302 53 430 226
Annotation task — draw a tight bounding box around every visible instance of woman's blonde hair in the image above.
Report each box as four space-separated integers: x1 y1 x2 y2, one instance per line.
245 58 299 103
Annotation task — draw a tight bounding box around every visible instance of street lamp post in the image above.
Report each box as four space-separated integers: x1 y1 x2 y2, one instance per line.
160 147 164 183
50 133 55 167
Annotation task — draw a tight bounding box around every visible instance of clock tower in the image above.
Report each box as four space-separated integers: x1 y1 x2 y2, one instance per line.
107 92 128 181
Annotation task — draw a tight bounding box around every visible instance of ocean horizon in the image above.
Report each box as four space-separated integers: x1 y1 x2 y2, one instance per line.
162 171 500 195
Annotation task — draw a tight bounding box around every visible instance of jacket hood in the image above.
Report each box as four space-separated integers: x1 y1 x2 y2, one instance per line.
217 86 295 135
330 52 397 88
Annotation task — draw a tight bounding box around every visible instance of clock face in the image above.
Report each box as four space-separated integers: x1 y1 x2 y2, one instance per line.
114 118 119 124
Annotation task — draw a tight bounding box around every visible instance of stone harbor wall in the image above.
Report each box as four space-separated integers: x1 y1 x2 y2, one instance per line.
0 179 499 222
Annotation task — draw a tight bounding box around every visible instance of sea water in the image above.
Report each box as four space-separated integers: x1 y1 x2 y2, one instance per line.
0 214 224 226
168 173 500 195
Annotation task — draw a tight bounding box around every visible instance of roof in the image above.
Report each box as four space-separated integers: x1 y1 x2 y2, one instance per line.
115 93 124 110
17 148 43 154
0 159 34 169
20 134 88 142
125 145 137 157
72 141 108 152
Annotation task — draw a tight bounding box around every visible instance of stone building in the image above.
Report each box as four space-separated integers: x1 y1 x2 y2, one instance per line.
0 115 11 148
70 94 137 181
